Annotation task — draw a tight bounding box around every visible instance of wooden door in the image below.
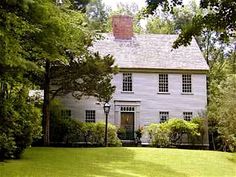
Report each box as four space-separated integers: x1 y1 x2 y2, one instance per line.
120 112 134 140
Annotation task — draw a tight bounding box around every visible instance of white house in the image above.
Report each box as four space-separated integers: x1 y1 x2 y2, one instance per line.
59 15 209 145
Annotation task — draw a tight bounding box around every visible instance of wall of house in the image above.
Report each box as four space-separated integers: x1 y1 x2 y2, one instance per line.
113 72 207 124
59 72 207 124
58 72 208 145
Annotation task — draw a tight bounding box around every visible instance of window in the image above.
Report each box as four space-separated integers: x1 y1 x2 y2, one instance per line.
159 112 169 123
61 110 71 119
121 106 135 112
85 110 96 123
123 73 132 92
183 112 193 121
159 74 168 92
182 74 192 93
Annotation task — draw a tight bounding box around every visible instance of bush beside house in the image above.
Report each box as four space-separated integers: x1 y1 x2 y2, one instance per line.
50 116 121 147
146 118 206 148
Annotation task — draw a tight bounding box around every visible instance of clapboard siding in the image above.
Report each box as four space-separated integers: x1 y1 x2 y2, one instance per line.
59 72 207 128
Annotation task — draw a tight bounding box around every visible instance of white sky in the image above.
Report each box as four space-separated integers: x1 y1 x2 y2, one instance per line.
103 0 146 10
102 0 200 10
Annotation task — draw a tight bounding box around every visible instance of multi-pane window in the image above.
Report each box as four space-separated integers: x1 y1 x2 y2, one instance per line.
61 110 71 119
85 110 96 123
159 74 168 92
159 112 169 123
182 74 192 93
183 112 193 121
123 73 132 92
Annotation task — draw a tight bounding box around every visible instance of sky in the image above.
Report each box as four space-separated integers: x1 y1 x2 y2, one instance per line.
102 0 200 10
102 0 146 10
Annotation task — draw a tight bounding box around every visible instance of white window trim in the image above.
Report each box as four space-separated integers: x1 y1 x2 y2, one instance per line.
182 74 192 93
122 73 133 92
158 74 169 93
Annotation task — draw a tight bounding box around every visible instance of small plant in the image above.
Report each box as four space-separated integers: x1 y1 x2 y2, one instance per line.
135 127 143 140
117 127 126 140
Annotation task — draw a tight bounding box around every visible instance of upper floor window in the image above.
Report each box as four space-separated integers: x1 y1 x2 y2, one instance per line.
123 73 132 92
159 74 168 92
85 110 96 123
159 111 169 123
182 74 192 93
183 112 193 121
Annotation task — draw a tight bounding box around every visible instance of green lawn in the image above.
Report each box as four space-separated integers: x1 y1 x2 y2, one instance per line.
0 147 235 177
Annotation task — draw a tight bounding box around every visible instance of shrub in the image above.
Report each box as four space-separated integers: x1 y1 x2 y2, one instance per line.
0 133 16 161
0 88 42 160
166 119 199 144
50 107 121 147
146 118 200 147
190 117 207 145
147 123 170 147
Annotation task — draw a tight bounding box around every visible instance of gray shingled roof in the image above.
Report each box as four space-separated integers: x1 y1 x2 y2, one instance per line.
91 34 209 71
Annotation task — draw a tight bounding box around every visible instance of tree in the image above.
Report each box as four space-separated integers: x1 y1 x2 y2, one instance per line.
35 1 116 145
146 15 175 34
86 0 110 32
208 73 236 152
0 0 117 156
0 0 44 159
146 0 236 48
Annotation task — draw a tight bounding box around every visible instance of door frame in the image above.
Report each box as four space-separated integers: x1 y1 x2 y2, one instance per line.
113 100 141 137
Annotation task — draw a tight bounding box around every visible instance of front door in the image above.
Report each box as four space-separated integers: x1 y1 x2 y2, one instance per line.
120 112 134 140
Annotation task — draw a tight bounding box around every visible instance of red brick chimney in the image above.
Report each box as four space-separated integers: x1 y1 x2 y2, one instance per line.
112 15 133 40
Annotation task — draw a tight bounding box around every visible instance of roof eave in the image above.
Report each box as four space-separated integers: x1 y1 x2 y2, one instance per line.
119 67 209 74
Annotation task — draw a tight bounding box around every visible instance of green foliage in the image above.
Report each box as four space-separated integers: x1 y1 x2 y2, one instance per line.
86 0 110 32
166 118 199 143
147 123 171 147
146 118 200 147
208 58 236 152
67 121 122 147
190 117 207 145
211 75 236 152
50 52 117 103
49 102 121 146
146 17 175 34
1 0 117 148
0 84 42 160
146 0 236 48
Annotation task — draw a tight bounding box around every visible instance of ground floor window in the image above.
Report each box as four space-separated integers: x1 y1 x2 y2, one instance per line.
85 110 96 123
159 112 169 123
61 110 71 119
183 112 193 121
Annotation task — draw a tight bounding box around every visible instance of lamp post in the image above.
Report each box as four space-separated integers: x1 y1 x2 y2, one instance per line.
103 102 110 147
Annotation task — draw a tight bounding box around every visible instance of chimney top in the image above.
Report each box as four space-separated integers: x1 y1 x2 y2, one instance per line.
112 15 133 40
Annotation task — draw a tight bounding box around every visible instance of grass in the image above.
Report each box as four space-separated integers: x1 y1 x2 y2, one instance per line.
0 147 235 177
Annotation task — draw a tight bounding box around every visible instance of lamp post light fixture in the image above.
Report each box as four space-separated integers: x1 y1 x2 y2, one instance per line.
103 102 111 147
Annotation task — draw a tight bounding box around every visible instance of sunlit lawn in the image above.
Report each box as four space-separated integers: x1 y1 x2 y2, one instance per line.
0 147 235 177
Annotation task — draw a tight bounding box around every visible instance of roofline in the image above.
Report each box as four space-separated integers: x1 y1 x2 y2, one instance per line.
119 68 209 74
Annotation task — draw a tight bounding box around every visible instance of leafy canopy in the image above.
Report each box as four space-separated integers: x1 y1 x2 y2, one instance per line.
146 0 236 48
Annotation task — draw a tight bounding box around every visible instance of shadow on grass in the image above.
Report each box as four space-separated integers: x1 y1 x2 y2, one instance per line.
0 147 188 177
227 153 236 164
85 148 187 177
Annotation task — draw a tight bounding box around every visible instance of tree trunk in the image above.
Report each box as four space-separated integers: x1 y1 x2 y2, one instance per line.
211 132 216 150
43 60 50 146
